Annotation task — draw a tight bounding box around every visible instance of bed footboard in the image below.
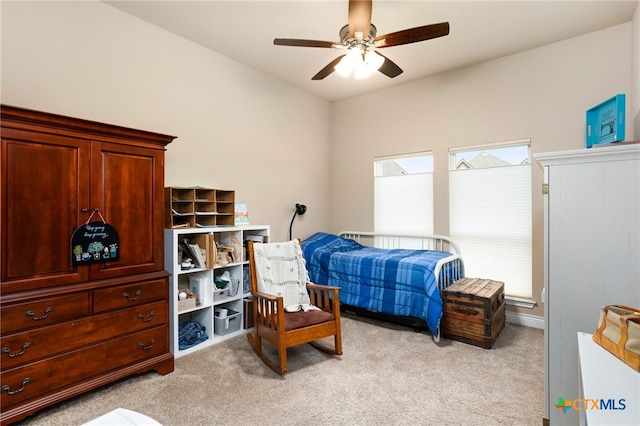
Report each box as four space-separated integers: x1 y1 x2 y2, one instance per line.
427 253 464 343
434 254 464 292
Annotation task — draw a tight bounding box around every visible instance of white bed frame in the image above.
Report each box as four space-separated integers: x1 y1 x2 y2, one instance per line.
338 231 465 342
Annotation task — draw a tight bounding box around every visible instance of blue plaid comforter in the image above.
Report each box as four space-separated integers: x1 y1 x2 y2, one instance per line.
301 232 456 336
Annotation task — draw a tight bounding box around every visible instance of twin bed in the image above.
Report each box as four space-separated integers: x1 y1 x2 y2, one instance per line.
301 231 465 341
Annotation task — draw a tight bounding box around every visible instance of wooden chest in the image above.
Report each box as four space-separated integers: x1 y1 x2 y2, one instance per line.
441 278 506 349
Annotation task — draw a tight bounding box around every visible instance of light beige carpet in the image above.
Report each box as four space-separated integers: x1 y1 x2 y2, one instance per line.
14 315 544 426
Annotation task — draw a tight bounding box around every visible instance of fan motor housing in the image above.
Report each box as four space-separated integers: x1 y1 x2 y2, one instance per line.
339 23 377 47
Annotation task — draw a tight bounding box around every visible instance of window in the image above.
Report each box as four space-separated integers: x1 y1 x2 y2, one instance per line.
374 153 434 239
449 140 532 299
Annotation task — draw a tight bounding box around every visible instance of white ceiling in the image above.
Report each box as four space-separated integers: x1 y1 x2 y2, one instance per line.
105 1 637 102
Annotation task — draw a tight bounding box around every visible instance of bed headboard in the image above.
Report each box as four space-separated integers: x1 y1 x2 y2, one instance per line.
338 231 461 255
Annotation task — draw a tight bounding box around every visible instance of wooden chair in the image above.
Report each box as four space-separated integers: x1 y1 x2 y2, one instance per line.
246 239 342 375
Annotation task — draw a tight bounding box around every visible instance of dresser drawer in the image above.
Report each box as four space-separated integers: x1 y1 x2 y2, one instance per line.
0 326 168 409
93 278 167 313
0 293 89 335
1 300 167 371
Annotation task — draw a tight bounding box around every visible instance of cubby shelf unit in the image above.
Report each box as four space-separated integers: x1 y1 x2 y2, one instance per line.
164 186 236 229
164 225 270 357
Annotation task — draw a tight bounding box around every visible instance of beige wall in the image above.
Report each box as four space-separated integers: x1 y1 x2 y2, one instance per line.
0 0 331 243
330 22 634 319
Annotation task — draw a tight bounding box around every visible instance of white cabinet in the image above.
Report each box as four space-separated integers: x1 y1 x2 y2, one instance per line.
536 144 640 426
164 225 269 357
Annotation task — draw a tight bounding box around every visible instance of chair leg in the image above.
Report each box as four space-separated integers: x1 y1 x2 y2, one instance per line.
278 346 287 374
247 331 262 354
247 332 288 375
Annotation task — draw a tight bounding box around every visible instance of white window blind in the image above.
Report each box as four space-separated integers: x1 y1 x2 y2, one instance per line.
449 145 532 298
374 154 433 237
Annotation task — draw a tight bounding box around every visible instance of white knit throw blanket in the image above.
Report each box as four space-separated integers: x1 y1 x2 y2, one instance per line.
252 240 317 312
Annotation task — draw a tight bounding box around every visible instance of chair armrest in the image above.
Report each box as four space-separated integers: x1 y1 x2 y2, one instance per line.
251 291 284 331
251 291 279 302
306 282 340 314
306 282 340 291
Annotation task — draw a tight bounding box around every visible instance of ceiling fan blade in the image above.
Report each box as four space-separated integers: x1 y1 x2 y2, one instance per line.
376 53 403 78
274 39 336 48
312 55 346 80
375 22 450 48
348 0 372 39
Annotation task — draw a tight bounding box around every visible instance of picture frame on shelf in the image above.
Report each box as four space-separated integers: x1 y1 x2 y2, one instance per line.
586 94 625 148
234 203 250 225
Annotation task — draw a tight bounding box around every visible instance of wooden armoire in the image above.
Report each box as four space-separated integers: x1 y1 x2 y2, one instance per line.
0 105 176 425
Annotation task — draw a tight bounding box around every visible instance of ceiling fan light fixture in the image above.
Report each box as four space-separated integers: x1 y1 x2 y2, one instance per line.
345 48 364 65
334 58 352 77
334 47 363 77
364 50 384 71
334 48 381 78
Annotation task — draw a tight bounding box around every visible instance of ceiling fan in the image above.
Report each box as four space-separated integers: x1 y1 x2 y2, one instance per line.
273 0 449 80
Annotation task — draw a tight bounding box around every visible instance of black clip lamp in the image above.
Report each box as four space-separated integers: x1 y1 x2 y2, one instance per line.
289 203 307 240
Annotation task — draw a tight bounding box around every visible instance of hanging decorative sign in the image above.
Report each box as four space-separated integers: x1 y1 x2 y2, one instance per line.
70 209 119 265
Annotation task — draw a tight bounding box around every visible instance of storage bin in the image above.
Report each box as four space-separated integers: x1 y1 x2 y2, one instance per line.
178 298 196 311
214 309 241 336
213 288 228 302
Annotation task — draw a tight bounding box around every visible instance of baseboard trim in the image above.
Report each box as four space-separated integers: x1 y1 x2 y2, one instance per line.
506 311 544 329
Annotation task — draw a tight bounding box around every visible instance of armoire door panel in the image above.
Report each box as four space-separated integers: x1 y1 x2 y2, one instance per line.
1 131 90 293
89 142 164 280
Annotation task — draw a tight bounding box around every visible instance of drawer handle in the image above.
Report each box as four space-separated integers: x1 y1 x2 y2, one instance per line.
451 305 479 316
25 307 53 321
138 311 156 322
139 339 156 350
1 378 31 396
123 290 142 301
2 342 31 358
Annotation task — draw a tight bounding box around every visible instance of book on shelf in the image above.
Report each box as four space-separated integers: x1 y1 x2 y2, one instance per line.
181 238 205 268
186 233 215 268
189 243 206 269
